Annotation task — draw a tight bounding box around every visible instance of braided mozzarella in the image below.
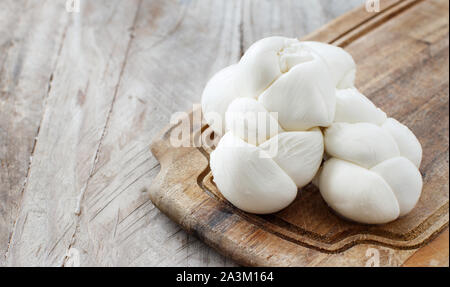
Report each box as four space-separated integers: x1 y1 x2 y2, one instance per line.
202 37 422 220
318 88 423 224
202 37 354 214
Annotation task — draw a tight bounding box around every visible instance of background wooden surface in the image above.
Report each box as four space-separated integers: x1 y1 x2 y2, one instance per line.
150 0 449 266
0 0 446 266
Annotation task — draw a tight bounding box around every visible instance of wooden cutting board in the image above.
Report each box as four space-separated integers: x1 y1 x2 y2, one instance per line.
149 0 449 266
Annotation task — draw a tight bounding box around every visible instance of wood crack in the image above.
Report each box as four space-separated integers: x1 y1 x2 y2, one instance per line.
3 20 70 264
238 2 244 58
62 0 143 266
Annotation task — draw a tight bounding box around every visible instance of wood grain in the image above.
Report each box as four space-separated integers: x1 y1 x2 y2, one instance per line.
150 0 449 266
1 0 445 266
4 0 143 266
62 0 244 267
0 0 69 265
403 228 449 267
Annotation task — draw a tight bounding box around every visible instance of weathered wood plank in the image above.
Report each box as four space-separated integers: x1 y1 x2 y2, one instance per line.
0 0 68 265
403 228 449 267
67 0 242 267
242 0 364 50
303 0 402 42
4 0 142 266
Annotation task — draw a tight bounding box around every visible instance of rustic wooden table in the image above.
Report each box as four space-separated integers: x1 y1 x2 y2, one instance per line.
0 0 447 267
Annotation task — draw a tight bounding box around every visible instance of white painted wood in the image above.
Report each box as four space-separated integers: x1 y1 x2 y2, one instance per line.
0 0 363 266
